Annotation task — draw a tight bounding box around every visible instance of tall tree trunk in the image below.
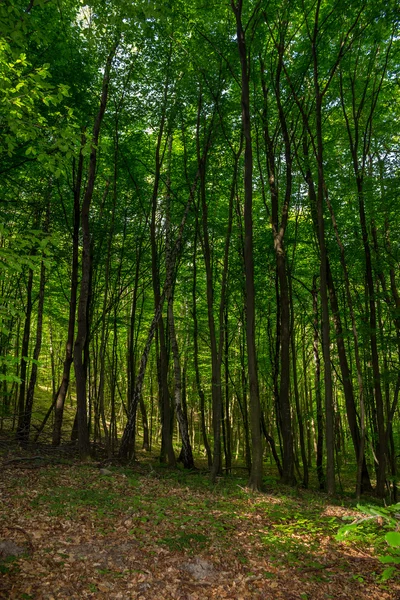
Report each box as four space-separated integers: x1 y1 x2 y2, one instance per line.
312 276 325 490
224 303 232 472
313 28 336 495
260 38 295 485
74 41 118 458
19 258 46 443
196 86 223 481
289 280 308 488
192 225 212 467
16 267 33 440
232 0 263 491
165 137 194 470
52 143 84 445
148 61 175 466
326 263 372 493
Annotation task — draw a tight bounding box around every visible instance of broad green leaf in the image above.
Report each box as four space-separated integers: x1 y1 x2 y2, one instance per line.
385 532 400 548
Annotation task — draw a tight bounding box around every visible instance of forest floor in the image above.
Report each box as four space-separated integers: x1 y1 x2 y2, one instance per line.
1 449 399 600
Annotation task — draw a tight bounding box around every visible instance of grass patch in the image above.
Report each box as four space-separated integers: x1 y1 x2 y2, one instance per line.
159 532 209 552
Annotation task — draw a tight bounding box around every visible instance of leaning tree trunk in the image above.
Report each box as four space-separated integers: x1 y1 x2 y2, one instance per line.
118 159 205 460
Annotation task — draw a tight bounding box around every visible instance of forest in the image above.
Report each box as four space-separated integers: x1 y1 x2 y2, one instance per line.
1 0 400 501
2 1 400 598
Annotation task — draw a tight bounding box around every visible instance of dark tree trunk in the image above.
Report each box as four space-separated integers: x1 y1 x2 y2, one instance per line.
18 258 46 443
52 143 84 446
168 294 194 469
313 40 335 495
326 263 372 492
260 38 295 486
16 267 33 440
232 0 263 491
74 41 118 458
196 87 222 481
192 226 212 467
312 277 325 490
289 278 308 488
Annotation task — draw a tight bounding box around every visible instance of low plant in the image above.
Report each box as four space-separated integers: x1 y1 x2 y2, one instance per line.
336 503 400 581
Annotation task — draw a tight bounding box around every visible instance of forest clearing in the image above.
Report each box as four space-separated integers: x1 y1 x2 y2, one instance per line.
1 0 400 596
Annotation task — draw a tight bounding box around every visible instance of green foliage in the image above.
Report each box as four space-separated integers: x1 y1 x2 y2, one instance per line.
159 531 208 552
0 0 399 508
0 40 77 169
336 503 400 581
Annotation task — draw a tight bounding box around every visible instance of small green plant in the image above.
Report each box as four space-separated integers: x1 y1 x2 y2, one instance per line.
159 532 208 552
0 554 20 575
336 503 400 581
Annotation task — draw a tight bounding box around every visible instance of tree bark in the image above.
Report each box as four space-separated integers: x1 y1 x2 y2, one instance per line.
16 267 33 440
52 142 84 446
18 258 45 443
232 0 263 491
312 2 335 493
192 224 212 467
74 41 118 458
312 276 325 490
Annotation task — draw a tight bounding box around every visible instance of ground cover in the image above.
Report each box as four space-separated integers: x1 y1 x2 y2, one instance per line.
0 454 399 600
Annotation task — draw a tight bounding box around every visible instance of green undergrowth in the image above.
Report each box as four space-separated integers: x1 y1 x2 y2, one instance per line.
336 503 400 582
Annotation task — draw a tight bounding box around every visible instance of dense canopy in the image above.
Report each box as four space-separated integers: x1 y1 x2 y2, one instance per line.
1 0 399 498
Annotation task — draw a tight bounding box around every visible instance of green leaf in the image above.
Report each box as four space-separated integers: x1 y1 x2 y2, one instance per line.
385 532 400 548
380 566 396 582
379 555 400 565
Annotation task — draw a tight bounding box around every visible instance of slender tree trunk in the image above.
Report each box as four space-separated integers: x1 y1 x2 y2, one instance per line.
52 144 84 445
289 282 308 488
165 137 194 470
261 39 295 485
167 295 194 469
232 0 263 491
357 181 386 496
74 41 118 458
326 263 372 493
192 226 212 467
16 267 33 440
19 258 46 443
224 303 232 472
312 276 325 490
195 87 223 481
311 17 336 492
